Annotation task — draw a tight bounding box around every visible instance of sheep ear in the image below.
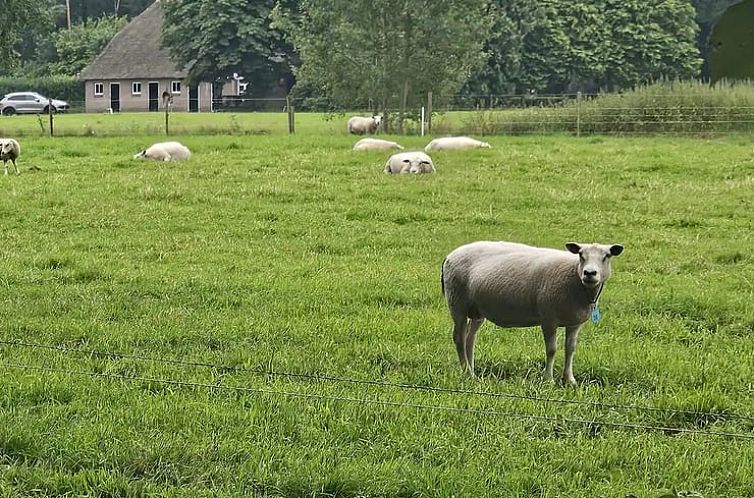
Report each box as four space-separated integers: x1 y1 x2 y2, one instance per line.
609 244 624 257
565 243 581 254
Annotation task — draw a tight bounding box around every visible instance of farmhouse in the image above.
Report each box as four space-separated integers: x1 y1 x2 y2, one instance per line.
79 1 213 113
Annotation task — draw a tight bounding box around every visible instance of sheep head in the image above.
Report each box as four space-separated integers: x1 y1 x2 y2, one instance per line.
566 243 624 288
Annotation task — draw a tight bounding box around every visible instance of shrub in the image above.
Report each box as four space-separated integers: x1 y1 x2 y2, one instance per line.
0 76 85 109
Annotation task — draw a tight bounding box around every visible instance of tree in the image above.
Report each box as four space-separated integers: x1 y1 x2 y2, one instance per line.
462 1 546 97
709 0 754 81
160 0 291 97
692 0 743 79
0 0 57 73
275 0 493 129
517 0 702 93
59 0 153 24
49 15 128 76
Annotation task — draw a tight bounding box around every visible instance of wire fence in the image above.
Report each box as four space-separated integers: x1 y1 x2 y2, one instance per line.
4 92 754 137
2 339 754 440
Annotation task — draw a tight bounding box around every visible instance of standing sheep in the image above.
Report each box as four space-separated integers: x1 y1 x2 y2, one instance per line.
384 151 435 174
0 138 20 175
425 136 491 152
134 141 192 162
441 241 624 384
353 138 404 151
347 115 382 135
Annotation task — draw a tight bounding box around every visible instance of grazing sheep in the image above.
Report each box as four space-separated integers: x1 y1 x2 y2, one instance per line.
347 115 382 135
425 136 491 152
441 241 624 385
384 151 435 174
0 138 20 175
353 138 404 151
134 141 191 162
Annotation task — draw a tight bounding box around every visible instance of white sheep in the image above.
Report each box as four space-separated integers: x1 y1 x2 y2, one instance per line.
0 138 20 175
353 138 404 151
441 241 624 385
384 151 435 174
134 141 192 162
425 136 491 152
347 115 382 135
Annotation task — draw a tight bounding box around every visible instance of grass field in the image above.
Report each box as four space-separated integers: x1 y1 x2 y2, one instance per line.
1 125 754 497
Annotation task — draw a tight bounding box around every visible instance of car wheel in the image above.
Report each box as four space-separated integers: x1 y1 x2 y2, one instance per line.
42 106 56 114
2 107 16 116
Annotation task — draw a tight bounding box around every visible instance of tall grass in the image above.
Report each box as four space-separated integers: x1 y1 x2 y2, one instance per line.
453 80 754 135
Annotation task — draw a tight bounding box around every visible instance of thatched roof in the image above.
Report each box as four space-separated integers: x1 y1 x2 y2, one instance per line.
80 1 187 81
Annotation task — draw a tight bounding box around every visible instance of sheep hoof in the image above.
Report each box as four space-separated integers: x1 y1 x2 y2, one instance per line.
564 377 578 387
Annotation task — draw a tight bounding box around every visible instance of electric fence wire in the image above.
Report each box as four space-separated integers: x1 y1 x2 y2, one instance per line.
4 362 754 440
1 339 752 423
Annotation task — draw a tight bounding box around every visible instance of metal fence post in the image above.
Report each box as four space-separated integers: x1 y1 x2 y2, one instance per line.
165 106 169 135
48 99 54 137
287 95 295 134
576 91 582 137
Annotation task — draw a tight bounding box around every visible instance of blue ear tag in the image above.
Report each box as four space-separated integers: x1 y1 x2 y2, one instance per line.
591 306 601 323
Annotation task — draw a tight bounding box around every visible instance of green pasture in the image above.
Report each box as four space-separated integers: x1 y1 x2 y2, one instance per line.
0 111 343 137
1 128 754 497
0 110 507 137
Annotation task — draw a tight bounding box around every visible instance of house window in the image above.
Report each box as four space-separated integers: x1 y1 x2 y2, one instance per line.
171 81 181 94
94 82 104 96
132 82 142 95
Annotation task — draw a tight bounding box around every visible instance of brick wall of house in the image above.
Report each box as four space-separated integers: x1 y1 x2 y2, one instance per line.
85 80 212 112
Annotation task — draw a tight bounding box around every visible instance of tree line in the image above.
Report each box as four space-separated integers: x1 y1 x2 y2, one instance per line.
1 0 743 109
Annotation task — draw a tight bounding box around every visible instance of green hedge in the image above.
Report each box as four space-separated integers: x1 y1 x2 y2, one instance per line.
0 76 84 109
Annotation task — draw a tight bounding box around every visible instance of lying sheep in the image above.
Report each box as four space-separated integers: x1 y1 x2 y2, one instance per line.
425 136 491 152
353 138 404 151
0 138 20 175
441 241 623 385
134 141 191 162
347 115 382 135
384 151 435 174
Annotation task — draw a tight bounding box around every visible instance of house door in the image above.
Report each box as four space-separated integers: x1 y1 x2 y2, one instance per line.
189 85 199 112
148 82 159 111
110 83 120 112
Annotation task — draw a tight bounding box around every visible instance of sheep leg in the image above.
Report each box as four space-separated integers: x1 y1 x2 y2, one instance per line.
563 324 582 386
464 318 485 375
3 160 7 176
453 316 470 373
541 323 557 383
12 159 18 175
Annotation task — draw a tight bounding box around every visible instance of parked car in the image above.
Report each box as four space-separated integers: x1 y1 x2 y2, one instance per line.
0 92 70 115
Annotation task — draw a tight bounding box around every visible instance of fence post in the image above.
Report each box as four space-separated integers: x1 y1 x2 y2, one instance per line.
576 91 582 137
421 106 425 136
48 99 54 137
427 91 433 134
165 105 170 135
287 95 295 134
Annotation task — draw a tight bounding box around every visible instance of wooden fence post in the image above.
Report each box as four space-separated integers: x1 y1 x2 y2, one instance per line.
287 95 295 134
48 99 54 137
